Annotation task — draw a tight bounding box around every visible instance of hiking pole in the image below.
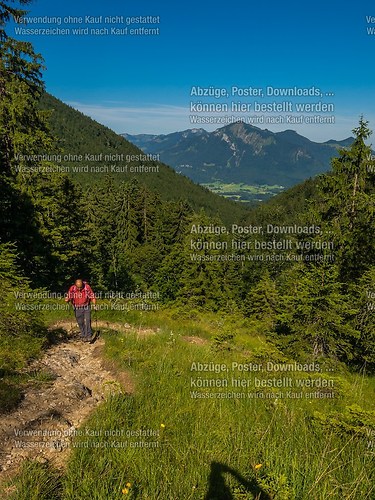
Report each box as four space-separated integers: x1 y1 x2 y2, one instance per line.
69 302 73 333
65 293 73 334
94 304 99 339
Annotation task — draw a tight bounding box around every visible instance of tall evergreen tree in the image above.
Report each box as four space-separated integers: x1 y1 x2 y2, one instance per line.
0 0 55 285
351 266 375 369
175 211 241 310
1 0 48 172
276 262 359 360
319 118 375 282
244 270 278 329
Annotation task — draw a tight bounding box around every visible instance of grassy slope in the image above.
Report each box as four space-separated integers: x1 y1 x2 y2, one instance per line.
7 305 375 500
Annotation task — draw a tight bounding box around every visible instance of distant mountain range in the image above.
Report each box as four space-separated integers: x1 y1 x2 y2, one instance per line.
122 123 354 188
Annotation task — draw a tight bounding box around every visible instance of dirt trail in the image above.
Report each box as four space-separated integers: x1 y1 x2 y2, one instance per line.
0 321 145 489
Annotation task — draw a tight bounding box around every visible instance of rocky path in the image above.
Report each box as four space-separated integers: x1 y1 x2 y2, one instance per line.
0 321 136 490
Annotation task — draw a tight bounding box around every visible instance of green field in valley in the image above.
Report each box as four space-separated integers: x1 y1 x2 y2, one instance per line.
202 182 285 203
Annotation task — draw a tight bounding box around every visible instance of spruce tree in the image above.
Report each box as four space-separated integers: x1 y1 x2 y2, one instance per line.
351 266 375 368
276 262 359 360
0 0 54 285
319 117 375 282
1 0 47 173
245 270 278 329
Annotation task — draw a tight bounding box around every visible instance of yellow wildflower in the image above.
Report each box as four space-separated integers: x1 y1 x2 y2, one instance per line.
254 463 263 470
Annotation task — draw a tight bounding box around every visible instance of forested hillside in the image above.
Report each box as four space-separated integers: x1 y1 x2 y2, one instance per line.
38 93 249 225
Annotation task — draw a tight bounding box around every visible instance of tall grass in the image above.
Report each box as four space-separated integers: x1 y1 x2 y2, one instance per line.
59 327 375 499
6 307 375 499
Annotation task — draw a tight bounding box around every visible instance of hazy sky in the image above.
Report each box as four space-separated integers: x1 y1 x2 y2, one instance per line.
10 0 375 142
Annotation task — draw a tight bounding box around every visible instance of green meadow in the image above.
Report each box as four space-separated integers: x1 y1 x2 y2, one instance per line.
6 305 375 500
201 183 285 203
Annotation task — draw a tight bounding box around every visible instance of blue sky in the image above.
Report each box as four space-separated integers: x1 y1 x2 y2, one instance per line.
9 0 375 142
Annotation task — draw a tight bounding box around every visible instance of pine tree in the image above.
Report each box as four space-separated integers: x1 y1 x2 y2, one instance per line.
0 0 55 285
22 172 92 288
276 262 359 360
319 117 375 282
176 210 240 310
244 270 278 329
351 266 375 368
83 177 123 290
1 1 48 173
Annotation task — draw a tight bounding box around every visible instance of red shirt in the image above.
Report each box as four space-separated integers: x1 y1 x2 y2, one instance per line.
65 283 96 307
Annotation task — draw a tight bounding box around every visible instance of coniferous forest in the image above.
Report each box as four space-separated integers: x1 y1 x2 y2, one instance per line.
1 1 375 499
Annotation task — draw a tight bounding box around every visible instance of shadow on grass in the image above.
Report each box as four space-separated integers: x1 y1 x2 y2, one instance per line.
204 461 271 500
46 327 71 345
0 379 23 414
47 325 101 345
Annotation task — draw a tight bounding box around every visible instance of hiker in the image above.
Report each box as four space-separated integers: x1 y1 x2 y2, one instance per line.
65 279 97 341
